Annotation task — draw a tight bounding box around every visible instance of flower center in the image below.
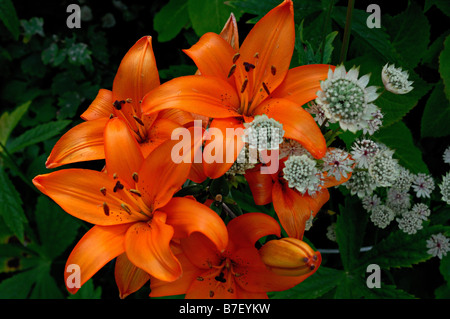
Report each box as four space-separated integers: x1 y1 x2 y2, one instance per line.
283 155 323 195
112 99 148 143
326 78 366 121
243 114 284 151
196 257 241 297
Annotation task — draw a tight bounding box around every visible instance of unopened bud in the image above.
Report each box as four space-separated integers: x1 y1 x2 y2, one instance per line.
259 237 321 276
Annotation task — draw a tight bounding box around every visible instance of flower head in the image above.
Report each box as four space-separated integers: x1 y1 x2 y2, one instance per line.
368 148 399 187
306 102 328 127
381 63 414 94
315 64 380 133
440 171 450 205
396 211 423 235
426 233 450 259
443 146 450 164
362 108 383 135
362 194 381 213
411 203 431 221
345 170 377 198
386 187 411 215
411 173 435 198
279 138 308 159
321 148 354 182
392 166 414 192
283 154 323 196
350 138 380 169
243 114 284 151
370 204 395 229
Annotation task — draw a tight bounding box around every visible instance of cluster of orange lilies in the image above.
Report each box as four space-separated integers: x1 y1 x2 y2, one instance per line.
32 0 351 299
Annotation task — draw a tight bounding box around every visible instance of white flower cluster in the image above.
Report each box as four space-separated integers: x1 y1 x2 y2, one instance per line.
321 148 355 182
426 233 450 259
440 171 450 205
279 138 308 159
381 64 414 94
370 204 395 229
443 146 450 165
315 65 381 134
306 102 328 127
283 154 323 196
395 202 431 235
411 173 435 198
243 114 284 151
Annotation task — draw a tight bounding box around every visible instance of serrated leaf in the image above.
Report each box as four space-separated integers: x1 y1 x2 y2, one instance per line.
188 0 236 36
227 0 279 23
356 225 450 271
67 279 102 299
42 43 67 66
421 82 450 138
373 121 429 174
322 31 338 64
360 284 416 299
0 0 20 40
0 267 39 298
0 167 27 243
29 263 64 299
153 0 190 42
6 120 71 153
440 34 450 101
0 101 31 147
35 196 81 260
268 266 344 299
335 196 368 271
334 272 366 299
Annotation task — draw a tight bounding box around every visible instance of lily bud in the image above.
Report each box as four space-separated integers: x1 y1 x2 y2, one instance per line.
259 237 321 276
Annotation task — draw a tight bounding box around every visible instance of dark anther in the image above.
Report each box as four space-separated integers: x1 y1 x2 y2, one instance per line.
133 116 145 126
209 291 215 298
303 257 309 263
132 172 139 183
271 65 277 75
310 264 316 270
243 62 255 72
113 100 126 110
215 272 227 283
232 53 240 64
227 64 237 78
313 255 318 261
103 202 110 216
262 82 271 95
100 187 107 196
240 78 248 93
113 181 124 192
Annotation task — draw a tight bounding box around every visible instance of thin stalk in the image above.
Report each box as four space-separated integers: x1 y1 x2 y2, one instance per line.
320 0 335 63
339 0 355 64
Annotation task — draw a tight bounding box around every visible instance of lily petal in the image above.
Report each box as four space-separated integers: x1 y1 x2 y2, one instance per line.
125 213 182 282
138 132 202 211
104 118 144 188
112 36 160 121
81 89 114 121
114 253 150 299
32 170 147 225
45 118 108 168
244 165 275 206
183 32 236 83
220 13 239 51
162 197 228 253
271 64 334 105
272 180 313 239
253 97 326 159
139 118 182 158
64 224 130 294
141 75 241 119
203 117 245 179
238 0 295 110
227 213 281 251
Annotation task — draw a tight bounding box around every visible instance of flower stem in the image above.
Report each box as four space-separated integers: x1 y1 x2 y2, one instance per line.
339 0 355 64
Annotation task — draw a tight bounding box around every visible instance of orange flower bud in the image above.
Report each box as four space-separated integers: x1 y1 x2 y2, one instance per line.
259 237 321 276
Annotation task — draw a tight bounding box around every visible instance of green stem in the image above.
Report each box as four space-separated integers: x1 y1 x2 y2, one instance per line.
320 0 335 63
339 0 355 64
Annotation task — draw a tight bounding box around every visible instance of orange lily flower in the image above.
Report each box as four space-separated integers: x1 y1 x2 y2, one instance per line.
149 213 321 299
45 36 193 168
141 0 332 179
32 118 227 294
244 148 353 239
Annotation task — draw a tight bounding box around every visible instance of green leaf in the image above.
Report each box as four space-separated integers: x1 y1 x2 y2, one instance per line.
356 225 450 271
0 0 20 40
67 279 102 299
435 284 450 299
42 43 67 67
0 101 31 147
6 120 71 153
29 263 64 299
373 121 429 174
440 34 450 101
57 91 83 120
20 17 44 43
230 187 272 215
440 253 450 283
421 82 450 138
335 196 368 271
153 0 190 42
35 196 81 260
334 272 366 299
322 31 338 64
359 284 416 299
0 167 27 243
425 0 450 17
227 0 278 23
385 2 430 69
188 0 236 36
0 267 39 298
268 266 344 299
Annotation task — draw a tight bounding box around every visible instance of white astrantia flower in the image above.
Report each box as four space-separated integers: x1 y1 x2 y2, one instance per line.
362 194 381 213
443 146 450 164
345 170 377 198
397 211 423 235
306 102 328 127
392 166 414 192
321 148 354 182
226 144 256 176
368 148 400 188
439 171 450 205
411 203 431 221
243 114 284 151
381 63 414 94
370 204 395 229
279 139 308 159
283 154 323 196
315 64 380 133
412 173 435 198
386 187 411 215
362 108 383 136
305 212 314 231
350 139 380 169
326 223 337 242
426 233 450 259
